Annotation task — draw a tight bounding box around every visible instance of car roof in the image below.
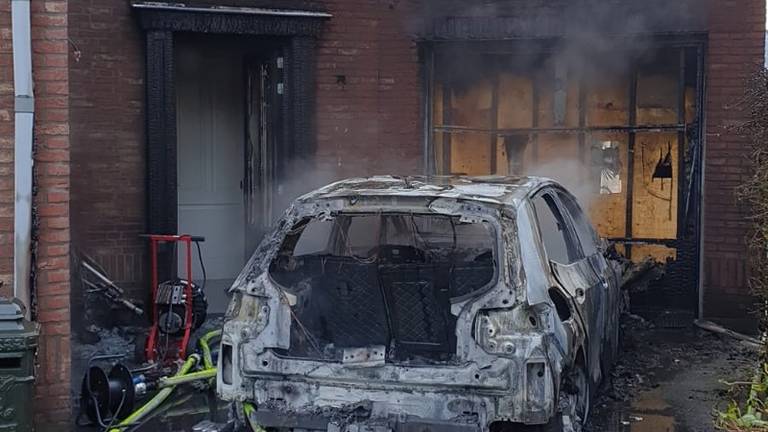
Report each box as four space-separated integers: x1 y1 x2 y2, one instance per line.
297 175 555 207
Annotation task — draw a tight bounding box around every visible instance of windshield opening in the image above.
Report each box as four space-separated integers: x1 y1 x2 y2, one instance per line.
268 213 497 363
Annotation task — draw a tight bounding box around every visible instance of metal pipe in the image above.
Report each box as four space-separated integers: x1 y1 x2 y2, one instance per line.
11 0 34 315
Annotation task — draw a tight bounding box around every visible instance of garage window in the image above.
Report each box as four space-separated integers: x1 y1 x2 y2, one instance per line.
425 43 704 265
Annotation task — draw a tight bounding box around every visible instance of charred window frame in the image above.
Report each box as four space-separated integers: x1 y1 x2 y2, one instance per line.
422 36 706 262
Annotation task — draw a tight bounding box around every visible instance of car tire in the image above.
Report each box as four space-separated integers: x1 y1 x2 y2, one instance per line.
570 365 591 431
519 365 590 432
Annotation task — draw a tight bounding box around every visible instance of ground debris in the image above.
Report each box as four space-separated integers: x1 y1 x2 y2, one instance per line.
613 251 666 293
587 314 756 432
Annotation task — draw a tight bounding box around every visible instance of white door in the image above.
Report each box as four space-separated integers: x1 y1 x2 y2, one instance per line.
176 43 245 313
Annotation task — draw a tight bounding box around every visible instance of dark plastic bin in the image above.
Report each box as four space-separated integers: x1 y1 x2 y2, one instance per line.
0 298 39 432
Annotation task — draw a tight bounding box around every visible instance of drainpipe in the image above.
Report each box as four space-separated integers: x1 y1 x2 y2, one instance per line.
11 0 34 315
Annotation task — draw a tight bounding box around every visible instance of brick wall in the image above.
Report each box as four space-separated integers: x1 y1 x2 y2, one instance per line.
314 0 422 179
30 0 71 428
0 1 13 297
703 0 766 333
69 1 146 306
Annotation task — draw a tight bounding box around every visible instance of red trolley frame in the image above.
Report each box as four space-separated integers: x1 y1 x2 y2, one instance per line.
143 234 202 363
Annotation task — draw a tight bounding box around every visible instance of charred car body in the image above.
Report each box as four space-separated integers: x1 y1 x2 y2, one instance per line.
218 176 621 431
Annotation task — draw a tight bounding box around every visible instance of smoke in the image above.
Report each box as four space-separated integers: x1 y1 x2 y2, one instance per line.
523 158 597 210
408 0 705 211
271 158 344 222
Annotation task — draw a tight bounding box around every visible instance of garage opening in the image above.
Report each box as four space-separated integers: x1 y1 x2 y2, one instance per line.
424 41 705 321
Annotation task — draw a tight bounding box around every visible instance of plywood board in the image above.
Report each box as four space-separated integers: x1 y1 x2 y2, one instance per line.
631 133 678 239
631 244 677 262
450 81 493 175
586 77 629 127
636 73 677 125
497 74 533 129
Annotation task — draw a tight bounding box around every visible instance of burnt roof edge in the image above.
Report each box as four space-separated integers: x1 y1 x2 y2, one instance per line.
131 2 331 18
132 1 329 35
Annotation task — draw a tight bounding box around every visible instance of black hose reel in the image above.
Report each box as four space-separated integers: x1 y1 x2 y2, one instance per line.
79 356 143 426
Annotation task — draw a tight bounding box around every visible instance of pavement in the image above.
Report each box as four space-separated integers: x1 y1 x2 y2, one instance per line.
587 315 757 432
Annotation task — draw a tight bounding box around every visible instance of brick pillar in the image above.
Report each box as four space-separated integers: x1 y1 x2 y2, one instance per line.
703 0 766 332
30 0 71 428
0 0 14 296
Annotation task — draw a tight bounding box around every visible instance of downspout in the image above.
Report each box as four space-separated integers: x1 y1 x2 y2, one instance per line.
11 0 34 316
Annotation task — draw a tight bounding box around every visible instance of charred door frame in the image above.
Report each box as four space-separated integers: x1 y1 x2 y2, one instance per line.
133 3 329 277
421 34 708 316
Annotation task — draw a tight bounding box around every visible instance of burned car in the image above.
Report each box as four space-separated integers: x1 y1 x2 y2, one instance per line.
218 176 621 432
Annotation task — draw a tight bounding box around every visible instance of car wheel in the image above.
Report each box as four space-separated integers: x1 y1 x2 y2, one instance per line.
520 365 590 432
559 365 591 432
571 365 591 431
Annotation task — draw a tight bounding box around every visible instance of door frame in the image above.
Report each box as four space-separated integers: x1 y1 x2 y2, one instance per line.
133 3 329 278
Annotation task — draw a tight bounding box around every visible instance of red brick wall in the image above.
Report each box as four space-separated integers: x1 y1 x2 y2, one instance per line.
30 0 72 428
69 1 146 301
0 1 13 297
314 0 422 179
703 0 766 332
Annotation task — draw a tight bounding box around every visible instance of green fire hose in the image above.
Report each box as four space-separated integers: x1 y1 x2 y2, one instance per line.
158 368 217 387
107 329 223 432
243 402 266 432
199 329 221 370
108 354 200 432
106 329 267 432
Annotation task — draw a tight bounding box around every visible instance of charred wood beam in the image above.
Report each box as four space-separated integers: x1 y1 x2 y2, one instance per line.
578 77 587 165
625 69 638 260
531 74 540 163
420 44 433 175
145 29 176 281
608 237 678 247
441 86 452 174
133 6 327 36
676 48 687 237
432 124 686 135
489 75 499 174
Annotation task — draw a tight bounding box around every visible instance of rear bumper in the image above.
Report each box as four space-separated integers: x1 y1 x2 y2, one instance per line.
252 408 481 432
219 346 559 428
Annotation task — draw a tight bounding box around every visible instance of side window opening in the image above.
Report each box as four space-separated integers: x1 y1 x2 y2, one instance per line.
344 216 381 258
532 192 580 265
557 191 599 257
293 219 334 256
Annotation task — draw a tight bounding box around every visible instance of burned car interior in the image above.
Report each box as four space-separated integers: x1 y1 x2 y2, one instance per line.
269 213 496 363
